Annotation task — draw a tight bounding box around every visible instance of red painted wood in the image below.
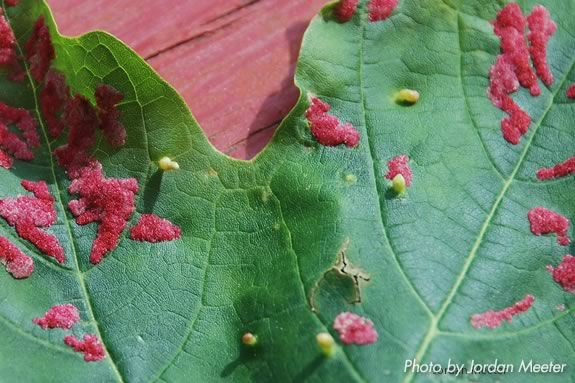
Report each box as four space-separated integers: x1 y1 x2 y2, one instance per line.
47 0 327 159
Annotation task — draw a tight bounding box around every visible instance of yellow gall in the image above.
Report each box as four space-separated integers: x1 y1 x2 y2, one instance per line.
158 157 180 171
395 89 420 105
242 332 257 346
316 332 335 357
391 174 407 195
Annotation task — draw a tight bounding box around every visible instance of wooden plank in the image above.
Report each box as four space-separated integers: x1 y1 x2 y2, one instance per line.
47 0 328 159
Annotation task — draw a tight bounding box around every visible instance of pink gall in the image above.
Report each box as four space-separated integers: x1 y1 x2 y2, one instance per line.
385 155 412 187
368 0 399 22
64 334 105 362
129 214 181 243
471 295 534 329
95 84 126 147
488 3 542 145
24 17 54 82
537 157 575 180
67 161 138 264
0 102 39 167
0 10 16 67
335 0 359 23
40 70 70 138
54 95 99 178
548 255 575 293
527 6 556 86
33 304 80 330
0 236 33 279
333 312 378 345
0 180 65 263
528 207 571 246
306 97 360 148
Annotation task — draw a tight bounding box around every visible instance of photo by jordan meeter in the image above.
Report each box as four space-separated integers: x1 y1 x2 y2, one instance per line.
405 358 568 377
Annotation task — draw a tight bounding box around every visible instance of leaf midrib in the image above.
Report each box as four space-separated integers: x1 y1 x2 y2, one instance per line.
4 4 125 382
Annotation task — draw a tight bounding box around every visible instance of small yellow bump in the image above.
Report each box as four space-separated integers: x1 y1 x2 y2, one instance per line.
344 173 357 184
395 89 420 105
242 332 257 346
316 332 335 357
391 174 407 195
272 223 281 231
158 157 179 171
207 167 218 177
261 189 272 203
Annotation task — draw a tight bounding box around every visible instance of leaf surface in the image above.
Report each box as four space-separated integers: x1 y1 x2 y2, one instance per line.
1 0 575 382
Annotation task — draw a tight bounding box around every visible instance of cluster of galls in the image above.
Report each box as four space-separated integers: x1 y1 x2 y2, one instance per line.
334 0 399 23
488 4 556 145
33 304 106 362
0 4 184 365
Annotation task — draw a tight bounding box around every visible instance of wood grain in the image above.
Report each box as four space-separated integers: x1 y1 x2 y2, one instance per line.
47 0 327 159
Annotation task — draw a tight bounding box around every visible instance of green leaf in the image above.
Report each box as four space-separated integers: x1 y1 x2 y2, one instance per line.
1 0 574 382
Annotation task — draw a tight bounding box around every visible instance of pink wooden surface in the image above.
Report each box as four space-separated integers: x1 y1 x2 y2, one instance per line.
47 0 328 159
